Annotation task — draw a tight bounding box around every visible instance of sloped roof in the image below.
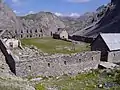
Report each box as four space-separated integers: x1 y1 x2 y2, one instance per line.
56 28 63 34
100 33 120 51
55 28 67 35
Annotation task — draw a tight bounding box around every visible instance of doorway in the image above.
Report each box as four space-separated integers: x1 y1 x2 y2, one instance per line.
100 51 108 62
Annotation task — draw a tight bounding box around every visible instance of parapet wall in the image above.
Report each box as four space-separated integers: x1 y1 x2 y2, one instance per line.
15 51 101 77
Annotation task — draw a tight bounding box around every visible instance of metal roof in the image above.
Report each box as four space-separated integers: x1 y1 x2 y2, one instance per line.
100 33 120 51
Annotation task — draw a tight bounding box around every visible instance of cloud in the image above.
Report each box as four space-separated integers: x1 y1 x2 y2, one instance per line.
13 10 20 14
28 11 35 14
70 13 80 17
67 0 91 3
54 12 80 17
54 12 63 16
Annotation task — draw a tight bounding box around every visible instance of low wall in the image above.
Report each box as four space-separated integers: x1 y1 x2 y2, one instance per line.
108 51 120 63
15 51 101 77
70 35 94 43
53 34 60 39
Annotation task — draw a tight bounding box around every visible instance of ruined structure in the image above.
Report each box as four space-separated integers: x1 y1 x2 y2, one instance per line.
15 50 100 77
0 37 101 77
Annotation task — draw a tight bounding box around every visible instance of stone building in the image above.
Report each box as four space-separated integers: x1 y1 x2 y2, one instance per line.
53 28 69 40
91 33 120 63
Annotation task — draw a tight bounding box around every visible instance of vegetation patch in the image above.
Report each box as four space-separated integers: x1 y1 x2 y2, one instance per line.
34 69 120 90
21 37 90 54
35 83 45 90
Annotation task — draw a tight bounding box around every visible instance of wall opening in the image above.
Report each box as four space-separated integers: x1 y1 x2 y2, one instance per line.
114 53 115 57
21 30 23 33
64 61 67 65
15 30 17 34
40 30 42 33
28 66 31 71
27 30 29 33
48 63 50 67
51 32 53 36
92 57 94 60
30 35 32 38
79 59 81 63
9 42 13 48
27 35 29 38
30 30 32 33
35 29 37 33
21 35 23 38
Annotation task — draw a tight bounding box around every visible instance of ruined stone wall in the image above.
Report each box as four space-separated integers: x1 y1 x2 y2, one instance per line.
16 28 43 39
108 51 120 63
0 39 18 74
15 51 101 77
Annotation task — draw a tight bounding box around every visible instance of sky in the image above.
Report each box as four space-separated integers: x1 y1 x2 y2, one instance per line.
4 0 110 16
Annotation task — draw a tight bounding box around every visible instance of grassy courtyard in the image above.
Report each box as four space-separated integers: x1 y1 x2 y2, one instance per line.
21 37 90 54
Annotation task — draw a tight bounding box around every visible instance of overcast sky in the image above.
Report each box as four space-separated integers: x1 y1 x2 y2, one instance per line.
5 0 110 16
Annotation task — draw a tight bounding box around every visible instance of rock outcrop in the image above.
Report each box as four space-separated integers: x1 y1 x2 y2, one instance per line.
74 0 120 38
0 1 20 34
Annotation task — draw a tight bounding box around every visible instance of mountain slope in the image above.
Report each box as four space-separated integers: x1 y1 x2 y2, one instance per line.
20 12 65 36
76 0 120 38
61 5 107 35
0 1 20 33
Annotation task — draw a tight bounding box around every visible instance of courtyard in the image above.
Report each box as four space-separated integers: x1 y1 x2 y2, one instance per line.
21 37 90 54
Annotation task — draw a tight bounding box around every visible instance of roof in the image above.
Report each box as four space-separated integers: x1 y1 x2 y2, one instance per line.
100 33 120 51
55 28 67 35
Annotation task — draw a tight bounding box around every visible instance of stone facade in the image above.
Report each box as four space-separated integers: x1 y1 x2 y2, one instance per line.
108 51 120 63
15 28 43 39
53 28 69 40
15 51 100 77
60 30 68 40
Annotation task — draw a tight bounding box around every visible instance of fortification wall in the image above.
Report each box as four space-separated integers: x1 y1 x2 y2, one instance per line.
15 51 101 77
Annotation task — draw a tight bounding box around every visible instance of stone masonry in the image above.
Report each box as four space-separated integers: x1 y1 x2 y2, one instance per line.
14 48 101 77
0 38 101 77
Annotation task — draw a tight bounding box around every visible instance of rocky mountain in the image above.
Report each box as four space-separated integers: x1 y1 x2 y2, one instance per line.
18 3 107 36
19 12 65 36
73 0 120 38
0 1 20 34
60 12 98 34
1 0 117 39
61 4 107 35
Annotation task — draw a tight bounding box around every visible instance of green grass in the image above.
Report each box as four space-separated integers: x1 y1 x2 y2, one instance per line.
35 84 45 90
21 37 90 54
34 70 120 90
